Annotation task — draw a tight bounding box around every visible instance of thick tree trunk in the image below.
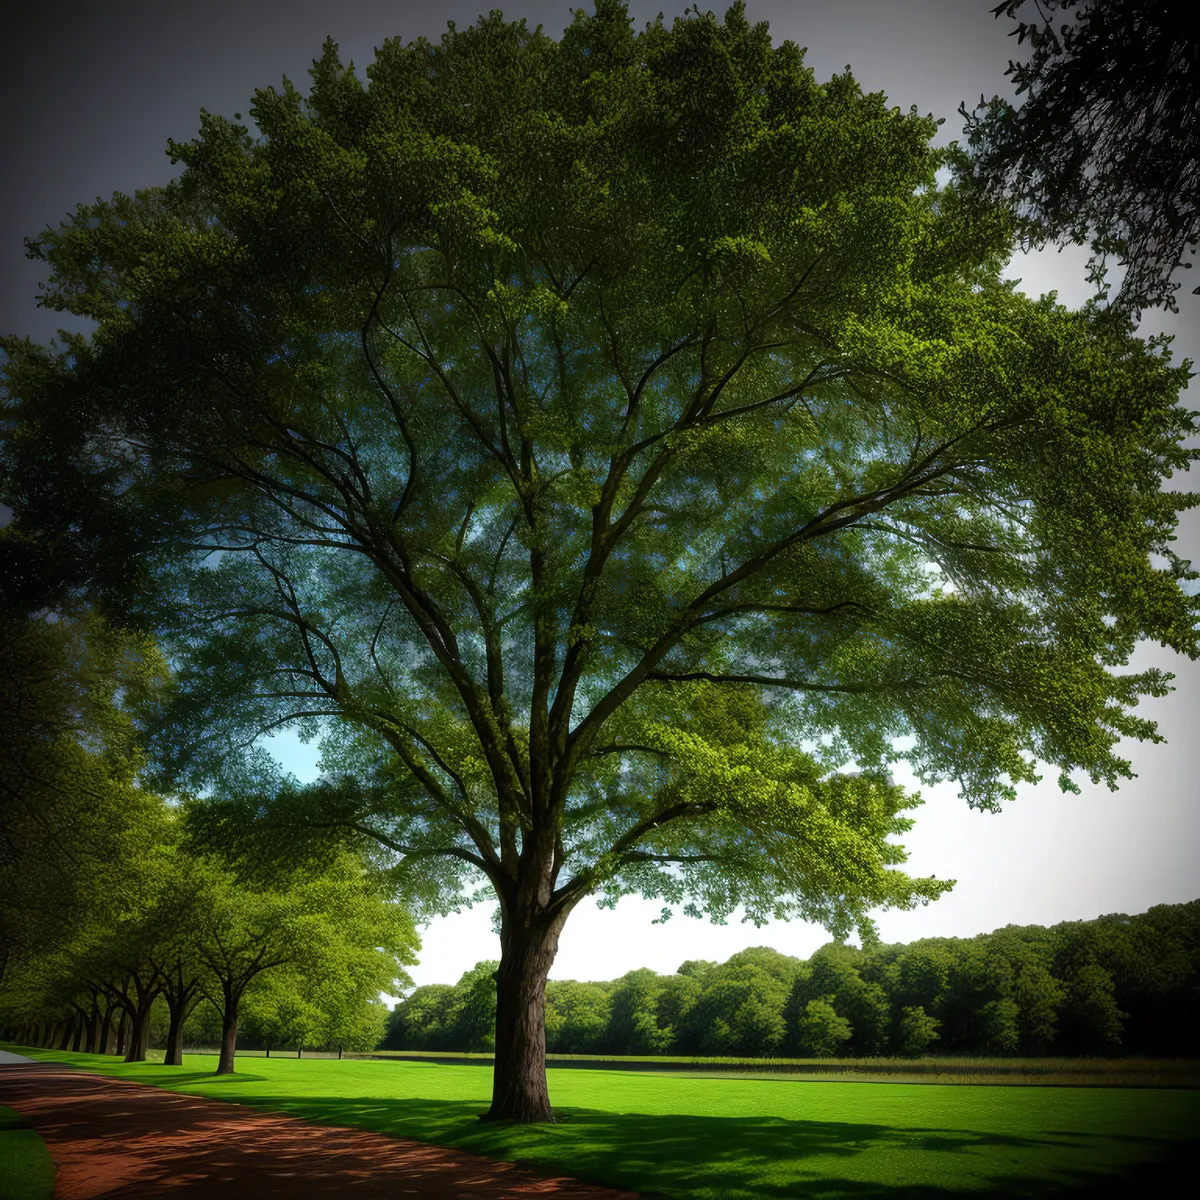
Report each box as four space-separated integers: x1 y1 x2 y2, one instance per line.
216 1002 239 1075
71 1019 83 1051
484 912 565 1123
58 1020 74 1051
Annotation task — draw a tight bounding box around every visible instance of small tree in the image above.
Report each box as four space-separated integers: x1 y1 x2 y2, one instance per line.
545 980 612 1054
897 1004 940 1057
795 996 853 1059
194 852 414 1074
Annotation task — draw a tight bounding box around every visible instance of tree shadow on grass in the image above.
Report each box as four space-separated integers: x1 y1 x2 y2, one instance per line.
232 1094 1199 1200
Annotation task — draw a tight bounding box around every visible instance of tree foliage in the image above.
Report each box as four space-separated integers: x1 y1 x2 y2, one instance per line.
384 899 1200 1059
960 0 1200 314
0 610 164 988
0 791 418 1067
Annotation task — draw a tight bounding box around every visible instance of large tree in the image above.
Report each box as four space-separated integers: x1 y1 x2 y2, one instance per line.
959 0 1200 315
3 2 1196 1120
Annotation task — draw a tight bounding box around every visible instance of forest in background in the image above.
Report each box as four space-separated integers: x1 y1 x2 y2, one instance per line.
383 900 1200 1060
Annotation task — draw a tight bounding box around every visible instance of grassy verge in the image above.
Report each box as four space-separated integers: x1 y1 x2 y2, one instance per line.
357 1050 1200 1087
0 1106 55 1200
6 1043 1199 1198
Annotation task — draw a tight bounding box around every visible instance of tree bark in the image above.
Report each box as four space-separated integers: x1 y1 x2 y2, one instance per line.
159 967 200 1066
58 1020 74 1051
98 1002 115 1054
83 997 100 1054
216 996 239 1075
164 1007 186 1066
124 1007 150 1062
484 909 566 1123
115 1010 128 1056
163 987 198 1066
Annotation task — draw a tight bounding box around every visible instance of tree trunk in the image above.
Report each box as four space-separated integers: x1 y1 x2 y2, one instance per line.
115 1010 128 1056
98 1003 115 1054
71 1018 83 1051
58 1020 74 1051
163 988 197 1067
216 1001 239 1075
83 998 100 1054
484 911 565 1123
124 1008 150 1062
164 1006 185 1066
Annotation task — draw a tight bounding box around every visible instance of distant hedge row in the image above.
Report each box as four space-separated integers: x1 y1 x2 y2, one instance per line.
384 899 1200 1058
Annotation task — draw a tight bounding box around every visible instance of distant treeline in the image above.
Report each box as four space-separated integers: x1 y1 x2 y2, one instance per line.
384 900 1200 1059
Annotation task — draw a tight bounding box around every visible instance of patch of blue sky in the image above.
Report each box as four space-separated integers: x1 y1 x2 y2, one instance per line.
262 723 324 784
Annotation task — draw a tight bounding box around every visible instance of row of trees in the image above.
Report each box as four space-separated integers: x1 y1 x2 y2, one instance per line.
0 606 418 1073
385 899 1200 1059
2 826 415 1072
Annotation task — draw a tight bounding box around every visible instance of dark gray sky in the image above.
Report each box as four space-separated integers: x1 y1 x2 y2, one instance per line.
4 1 1196 982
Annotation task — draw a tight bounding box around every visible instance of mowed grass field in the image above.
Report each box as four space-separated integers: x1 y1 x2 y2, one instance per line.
0 1105 55 1200
5 1045 1199 1198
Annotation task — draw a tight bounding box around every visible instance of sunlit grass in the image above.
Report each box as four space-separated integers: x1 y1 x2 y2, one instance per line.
6 1044 1198 1198
356 1049 1200 1087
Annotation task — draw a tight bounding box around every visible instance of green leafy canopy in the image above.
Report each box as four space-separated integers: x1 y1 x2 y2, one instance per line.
3 1 1196 944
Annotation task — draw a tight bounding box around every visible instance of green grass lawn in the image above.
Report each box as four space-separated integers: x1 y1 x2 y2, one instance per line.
5 1045 1198 1198
356 1049 1200 1088
0 1106 55 1200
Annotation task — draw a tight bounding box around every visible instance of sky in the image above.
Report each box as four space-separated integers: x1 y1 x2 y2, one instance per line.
3 1 1196 990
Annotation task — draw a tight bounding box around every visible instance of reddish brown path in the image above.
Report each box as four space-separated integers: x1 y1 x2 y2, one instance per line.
0 1061 638 1198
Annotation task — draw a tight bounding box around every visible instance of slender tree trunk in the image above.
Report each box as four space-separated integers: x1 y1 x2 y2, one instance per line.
98 1003 115 1054
71 1018 83 1052
163 989 196 1066
297 1041 302 1060
115 1010 128 1056
124 1006 152 1062
484 909 566 1123
216 994 239 1075
164 1007 186 1066
58 1020 74 1051
83 997 100 1054
124 1010 144 1061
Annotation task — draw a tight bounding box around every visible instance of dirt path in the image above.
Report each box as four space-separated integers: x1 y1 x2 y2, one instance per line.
0 1061 638 1199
